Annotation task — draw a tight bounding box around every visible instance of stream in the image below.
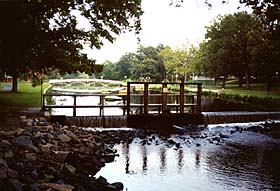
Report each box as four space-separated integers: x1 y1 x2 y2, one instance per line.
94 121 280 191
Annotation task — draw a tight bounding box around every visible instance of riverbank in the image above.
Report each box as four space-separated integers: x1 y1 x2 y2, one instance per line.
0 114 124 191
1 105 280 190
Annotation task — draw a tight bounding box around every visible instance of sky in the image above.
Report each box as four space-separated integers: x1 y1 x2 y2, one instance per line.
83 0 249 64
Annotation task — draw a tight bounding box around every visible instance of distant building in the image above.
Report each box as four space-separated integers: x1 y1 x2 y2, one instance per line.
4 75 13 83
192 75 215 86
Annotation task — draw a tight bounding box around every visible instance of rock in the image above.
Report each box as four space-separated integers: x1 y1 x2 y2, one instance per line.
12 135 32 146
0 167 7 179
66 130 80 143
31 183 42 191
0 158 8 168
27 144 41 153
7 168 19 178
111 182 124 191
4 150 14 158
31 169 38 178
63 164 76 175
102 153 116 163
26 120 34 127
34 131 43 139
41 183 74 191
58 134 71 143
15 128 25 135
40 143 54 154
0 140 12 150
0 130 18 136
96 176 108 186
167 139 177 145
8 178 23 191
219 133 229 139
53 151 70 162
25 153 37 161
19 115 27 120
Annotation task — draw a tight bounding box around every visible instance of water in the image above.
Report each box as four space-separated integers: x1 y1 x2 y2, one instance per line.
95 122 280 191
48 95 257 116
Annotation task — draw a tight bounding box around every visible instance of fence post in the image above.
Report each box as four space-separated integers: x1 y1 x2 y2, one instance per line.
197 83 202 113
162 83 167 113
42 94 46 111
100 95 104 116
144 83 149 114
73 95 77 117
180 83 185 113
127 82 131 115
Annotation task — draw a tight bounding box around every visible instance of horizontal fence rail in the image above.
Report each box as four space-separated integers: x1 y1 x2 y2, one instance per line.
42 82 202 117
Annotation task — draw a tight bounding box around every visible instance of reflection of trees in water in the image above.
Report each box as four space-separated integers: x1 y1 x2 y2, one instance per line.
141 145 148 174
160 147 166 173
195 149 201 169
122 142 130 174
177 149 184 172
204 143 280 190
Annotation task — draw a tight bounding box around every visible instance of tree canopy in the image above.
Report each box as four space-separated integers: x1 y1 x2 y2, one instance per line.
0 0 143 92
196 11 279 89
101 45 166 82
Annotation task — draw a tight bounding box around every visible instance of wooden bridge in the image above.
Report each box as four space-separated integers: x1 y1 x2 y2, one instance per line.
42 82 203 129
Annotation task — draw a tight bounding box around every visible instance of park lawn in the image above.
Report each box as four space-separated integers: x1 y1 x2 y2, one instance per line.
0 81 50 107
204 83 280 99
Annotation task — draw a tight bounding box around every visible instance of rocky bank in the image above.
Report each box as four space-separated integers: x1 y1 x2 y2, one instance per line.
0 116 123 191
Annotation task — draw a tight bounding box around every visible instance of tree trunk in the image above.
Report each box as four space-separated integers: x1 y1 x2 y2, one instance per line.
238 76 243 87
221 76 227 89
11 73 18 93
245 72 250 90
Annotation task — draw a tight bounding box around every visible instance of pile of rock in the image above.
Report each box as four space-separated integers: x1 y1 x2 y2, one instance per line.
0 116 123 191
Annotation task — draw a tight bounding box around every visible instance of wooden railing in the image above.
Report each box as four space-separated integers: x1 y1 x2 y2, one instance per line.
42 82 202 117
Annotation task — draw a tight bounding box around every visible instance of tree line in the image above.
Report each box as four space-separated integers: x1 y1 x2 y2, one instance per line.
0 0 279 91
101 11 280 89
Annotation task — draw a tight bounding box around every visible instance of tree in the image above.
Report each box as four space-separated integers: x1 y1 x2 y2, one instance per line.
160 45 199 82
102 61 118 80
201 12 266 89
115 53 138 80
0 0 143 92
133 45 166 82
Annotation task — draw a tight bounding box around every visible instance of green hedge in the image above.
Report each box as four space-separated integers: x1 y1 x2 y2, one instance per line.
205 91 280 110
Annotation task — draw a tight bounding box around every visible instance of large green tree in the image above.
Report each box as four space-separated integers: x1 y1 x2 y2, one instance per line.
160 45 200 82
201 12 267 89
133 45 165 82
0 0 142 92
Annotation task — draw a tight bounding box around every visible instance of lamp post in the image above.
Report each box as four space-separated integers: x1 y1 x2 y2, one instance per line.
175 74 178 82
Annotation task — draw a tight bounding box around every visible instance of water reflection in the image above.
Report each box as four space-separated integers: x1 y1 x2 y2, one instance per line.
122 143 130 174
195 149 201 169
159 147 166 173
141 145 147 174
177 149 184 173
96 131 280 191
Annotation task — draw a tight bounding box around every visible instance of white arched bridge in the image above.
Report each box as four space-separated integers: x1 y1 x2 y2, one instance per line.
49 79 127 93
49 79 126 87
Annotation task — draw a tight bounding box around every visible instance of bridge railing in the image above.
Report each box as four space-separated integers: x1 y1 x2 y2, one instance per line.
42 82 202 117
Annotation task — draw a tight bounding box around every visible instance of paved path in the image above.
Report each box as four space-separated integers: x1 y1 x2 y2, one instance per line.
0 83 12 91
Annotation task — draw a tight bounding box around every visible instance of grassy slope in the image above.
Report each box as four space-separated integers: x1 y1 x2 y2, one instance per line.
0 81 50 107
204 83 280 98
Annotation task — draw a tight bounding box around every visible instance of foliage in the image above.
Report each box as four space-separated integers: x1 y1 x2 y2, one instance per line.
0 0 143 92
160 45 200 82
102 61 118 80
101 45 166 82
199 12 269 89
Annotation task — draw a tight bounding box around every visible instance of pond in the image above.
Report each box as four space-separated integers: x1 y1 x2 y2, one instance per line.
95 122 280 191
47 94 267 116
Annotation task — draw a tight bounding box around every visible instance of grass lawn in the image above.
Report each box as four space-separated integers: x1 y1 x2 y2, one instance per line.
0 81 50 107
204 82 280 99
